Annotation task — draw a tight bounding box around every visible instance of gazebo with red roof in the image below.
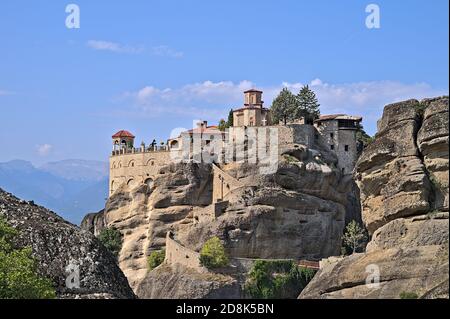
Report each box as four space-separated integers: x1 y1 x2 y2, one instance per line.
112 130 135 150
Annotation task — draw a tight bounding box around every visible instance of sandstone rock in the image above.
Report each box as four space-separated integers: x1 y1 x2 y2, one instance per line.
135 263 241 299
300 244 449 299
301 96 449 300
366 213 449 252
418 96 449 211
83 133 355 298
355 99 432 234
80 210 105 236
82 163 212 291
176 143 351 261
0 188 135 299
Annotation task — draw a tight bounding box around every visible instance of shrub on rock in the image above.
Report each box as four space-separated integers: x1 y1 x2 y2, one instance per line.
199 237 229 269
148 250 165 270
98 227 123 257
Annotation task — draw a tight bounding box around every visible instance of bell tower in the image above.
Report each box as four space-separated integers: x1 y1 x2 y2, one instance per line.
112 130 135 150
244 89 263 107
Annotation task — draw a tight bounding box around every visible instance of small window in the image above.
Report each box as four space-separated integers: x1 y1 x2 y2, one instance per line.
330 133 334 139
342 168 345 174
330 145 335 150
345 145 349 152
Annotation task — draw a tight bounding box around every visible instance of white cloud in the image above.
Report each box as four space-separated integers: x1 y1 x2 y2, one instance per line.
36 144 53 156
151 45 184 58
118 79 447 135
87 40 144 54
87 40 183 58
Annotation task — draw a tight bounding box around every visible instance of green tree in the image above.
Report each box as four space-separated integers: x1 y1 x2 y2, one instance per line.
296 85 321 122
356 127 373 149
342 220 367 254
226 109 234 127
98 227 123 257
244 260 316 299
148 249 165 270
218 119 228 132
270 88 298 125
0 217 56 299
199 237 229 269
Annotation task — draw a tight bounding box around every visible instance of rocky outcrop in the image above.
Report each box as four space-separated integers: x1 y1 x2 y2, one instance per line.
83 125 356 298
80 210 105 236
300 97 449 299
135 263 241 299
300 243 448 299
81 162 214 290
177 134 351 260
417 97 449 211
0 188 135 299
356 99 430 234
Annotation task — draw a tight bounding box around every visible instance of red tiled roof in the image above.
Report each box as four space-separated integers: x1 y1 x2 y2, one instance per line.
112 130 135 138
186 126 221 134
315 114 362 122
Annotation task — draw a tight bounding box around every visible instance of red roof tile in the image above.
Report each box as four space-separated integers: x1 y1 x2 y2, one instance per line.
315 114 362 122
112 130 135 138
185 126 221 134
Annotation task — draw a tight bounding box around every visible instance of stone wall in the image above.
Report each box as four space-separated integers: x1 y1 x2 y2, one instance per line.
109 150 171 195
212 164 244 202
164 232 204 271
315 120 359 175
276 124 316 153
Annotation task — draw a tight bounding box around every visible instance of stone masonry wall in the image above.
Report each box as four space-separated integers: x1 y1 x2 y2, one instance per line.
164 232 204 271
109 151 171 195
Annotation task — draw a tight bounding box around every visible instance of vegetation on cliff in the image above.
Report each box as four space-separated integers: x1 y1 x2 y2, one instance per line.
244 260 316 299
342 220 368 255
98 227 123 258
199 237 229 269
148 250 165 270
0 217 56 299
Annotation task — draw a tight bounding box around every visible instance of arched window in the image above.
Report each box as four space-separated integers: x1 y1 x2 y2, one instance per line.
111 181 115 194
128 160 135 167
170 140 179 149
127 179 136 188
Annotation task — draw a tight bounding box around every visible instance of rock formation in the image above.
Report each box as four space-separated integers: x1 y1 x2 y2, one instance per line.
83 124 356 298
300 97 449 299
0 188 135 299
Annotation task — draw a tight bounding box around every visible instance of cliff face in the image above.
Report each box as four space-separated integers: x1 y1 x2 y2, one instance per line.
300 97 449 299
83 126 356 298
0 188 135 299
82 162 213 289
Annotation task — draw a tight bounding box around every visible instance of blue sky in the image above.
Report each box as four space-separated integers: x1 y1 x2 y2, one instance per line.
0 0 448 165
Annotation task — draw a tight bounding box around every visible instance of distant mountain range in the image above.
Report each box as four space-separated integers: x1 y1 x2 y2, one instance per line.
0 159 109 225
